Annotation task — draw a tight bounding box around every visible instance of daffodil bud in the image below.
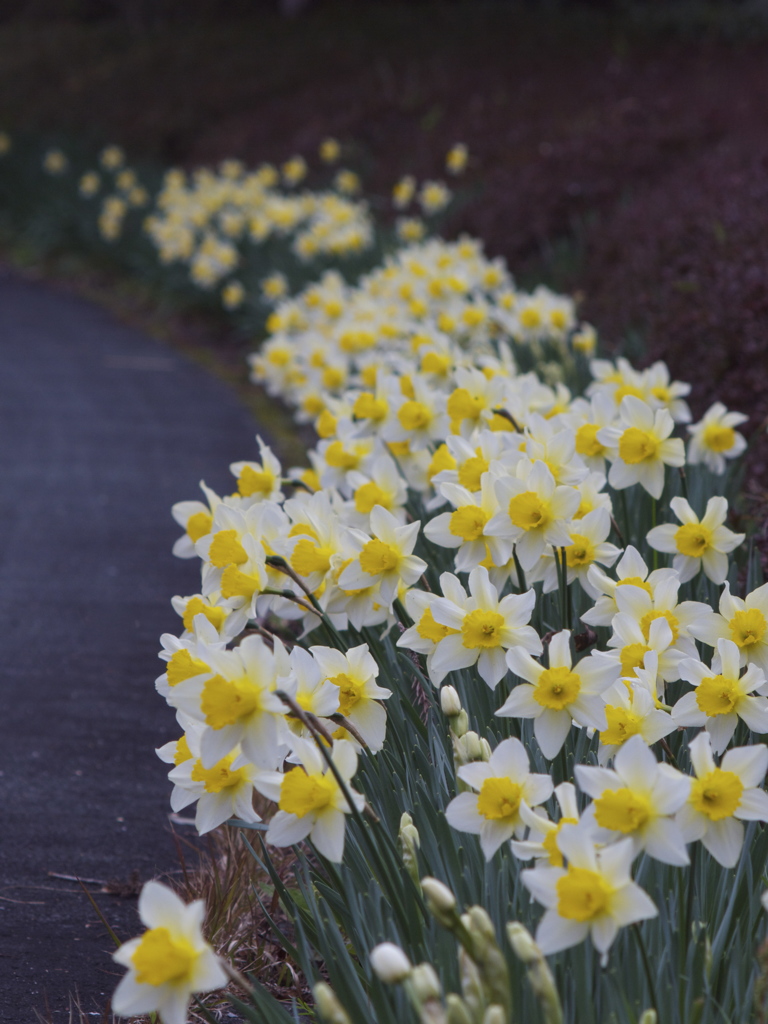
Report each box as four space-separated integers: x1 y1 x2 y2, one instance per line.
507 921 562 1024
451 709 469 738
638 1012 657 1024
445 993 474 1024
482 1007 505 1024
467 906 496 947
410 963 442 1003
313 982 353 1024
440 685 462 717
399 812 421 884
421 877 457 924
506 922 538 964
463 908 510 1017
455 731 487 765
370 942 412 984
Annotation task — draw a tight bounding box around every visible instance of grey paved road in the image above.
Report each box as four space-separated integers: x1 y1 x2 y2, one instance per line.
0 273 260 1020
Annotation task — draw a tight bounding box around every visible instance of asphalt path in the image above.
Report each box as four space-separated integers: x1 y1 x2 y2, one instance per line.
0 272 260 1020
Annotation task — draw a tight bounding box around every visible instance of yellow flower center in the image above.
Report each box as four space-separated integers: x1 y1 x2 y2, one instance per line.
449 505 489 541
532 666 581 710
617 576 652 596
447 388 485 423
208 530 248 568
181 596 227 632
322 367 346 390
325 441 360 470
614 384 644 404
200 675 262 729
458 454 489 491
640 609 680 645
186 511 212 543
316 410 337 439
675 523 713 557
388 441 411 458
353 392 388 422
542 818 578 867
690 768 744 821
421 351 452 376
564 534 596 568
417 607 460 643
696 674 741 717
173 734 193 765
602 705 643 746
279 766 337 817
729 608 767 649
619 643 650 678
354 482 391 514
291 539 333 577
476 777 523 821
520 307 542 329
461 609 506 649
359 539 400 576
166 649 210 688
131 927 196 986
618 427 659 465
427 443 457 480
191 753 248 793
398 400 433 432
702 423 736 452
330 672 365 715
238 466 276 498
594 788 651 833
508 492 552 532
557 867 611 922
220 565 262 600
575 423 605 458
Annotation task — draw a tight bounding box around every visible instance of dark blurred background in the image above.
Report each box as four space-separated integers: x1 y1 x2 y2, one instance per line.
0 0 767 484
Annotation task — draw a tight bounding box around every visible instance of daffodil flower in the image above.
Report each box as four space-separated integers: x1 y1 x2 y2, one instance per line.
576 735 691 865
338 505 427 606
397 581 466 681
687 401 747 474
672 639 768 753
582 545 675 628
168 741 263 834
112 881 227 1024
310 644 392 752
485 459 580 571
425 567 542 688
167 634 291 770
255 738 364 863
566 394 616 475
445 737 554 858
229 436 284 505
533 507 621 598
425 476 511 573
690 582 768 675
521 824 657 963
510 782 583 866
646 496 744 584
609 572 715 672
677 732 768 867
501 630 619 757
171 480 221 558
597 652 676 764
597 395 685 499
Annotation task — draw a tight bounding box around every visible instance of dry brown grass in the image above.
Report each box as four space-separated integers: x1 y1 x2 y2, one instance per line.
36 822 311 1024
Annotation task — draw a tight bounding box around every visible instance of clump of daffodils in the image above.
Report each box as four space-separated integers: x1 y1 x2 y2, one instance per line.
128 146 768 1020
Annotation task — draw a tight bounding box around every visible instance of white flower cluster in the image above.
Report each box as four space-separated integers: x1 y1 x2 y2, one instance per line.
153 229 761 982
144 162 374 288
